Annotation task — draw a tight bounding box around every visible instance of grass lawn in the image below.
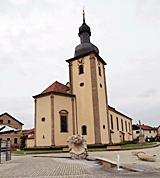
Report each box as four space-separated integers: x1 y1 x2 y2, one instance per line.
120 142 156 148
11 142 157 155
11 149 62 155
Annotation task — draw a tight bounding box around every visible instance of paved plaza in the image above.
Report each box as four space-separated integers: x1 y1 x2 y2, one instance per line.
0 145 160 177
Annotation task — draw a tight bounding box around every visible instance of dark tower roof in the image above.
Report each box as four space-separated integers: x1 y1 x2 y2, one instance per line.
74 10 99 57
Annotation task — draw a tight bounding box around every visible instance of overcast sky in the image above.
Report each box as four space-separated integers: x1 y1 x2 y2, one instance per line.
0 0 160 129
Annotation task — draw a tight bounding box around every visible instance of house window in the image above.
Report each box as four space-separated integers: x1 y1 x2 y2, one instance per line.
0 120 3 123
110 115 113 130
14 138 17 144
129 122 131 132
149 130 151 133
59 110 68 132
8 120 10 124
7 138 10 140
98 66 101 76
125 121 127 132
82 125 87 135
136 131 140 134
79 65 84 74
121 119 123 131
0 138 2 140
116 117 119 130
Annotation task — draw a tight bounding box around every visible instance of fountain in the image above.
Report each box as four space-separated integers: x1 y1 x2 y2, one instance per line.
67 134 88 159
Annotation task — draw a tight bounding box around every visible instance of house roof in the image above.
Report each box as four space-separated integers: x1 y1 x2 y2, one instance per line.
28 134 34 139
22 128 34 134
135 124 157 130
0 112 24 125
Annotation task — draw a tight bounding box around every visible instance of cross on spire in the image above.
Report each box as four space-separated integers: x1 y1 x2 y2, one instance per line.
82 6 86 24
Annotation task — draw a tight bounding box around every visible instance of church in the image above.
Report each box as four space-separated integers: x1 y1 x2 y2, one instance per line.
27 12 133 148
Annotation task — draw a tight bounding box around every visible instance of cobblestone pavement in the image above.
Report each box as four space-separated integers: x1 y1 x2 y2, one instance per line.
0 145 160 177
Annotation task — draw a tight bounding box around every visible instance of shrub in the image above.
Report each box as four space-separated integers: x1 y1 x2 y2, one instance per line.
19 134 26 150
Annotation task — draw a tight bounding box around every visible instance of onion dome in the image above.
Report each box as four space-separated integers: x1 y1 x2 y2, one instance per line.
74 10 99 57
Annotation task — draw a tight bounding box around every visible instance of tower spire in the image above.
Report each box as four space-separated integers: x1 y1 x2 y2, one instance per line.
82 9 85 24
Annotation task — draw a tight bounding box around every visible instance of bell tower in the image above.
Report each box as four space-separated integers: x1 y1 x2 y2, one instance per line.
66 10 111 145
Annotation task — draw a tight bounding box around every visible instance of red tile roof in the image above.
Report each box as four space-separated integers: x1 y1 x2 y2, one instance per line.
28 135 34 139
136 124 157 130
41 81 69 94
22 128 34 134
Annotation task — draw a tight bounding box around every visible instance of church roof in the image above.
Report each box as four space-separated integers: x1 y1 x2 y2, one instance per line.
41 81 69 94
33 81 75 99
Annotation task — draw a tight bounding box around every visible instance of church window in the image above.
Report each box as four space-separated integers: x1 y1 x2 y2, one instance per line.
103 125 105 129
110 115 113 130
121 119 124 131
8 120 10 124
125 121 127 132
0 120 3 123
79 65 84 74
98 66 101 76
82 125 87 135
41 117 45 122
80 82 84 87
14 138 17 144
59 110 68 132
116 117 119 130
100 84 102 88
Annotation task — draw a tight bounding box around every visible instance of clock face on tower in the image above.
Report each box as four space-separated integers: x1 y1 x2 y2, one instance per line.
77 57 84 66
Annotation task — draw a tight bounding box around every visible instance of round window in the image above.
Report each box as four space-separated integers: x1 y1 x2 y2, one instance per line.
42 117 45 122
80 82 84 87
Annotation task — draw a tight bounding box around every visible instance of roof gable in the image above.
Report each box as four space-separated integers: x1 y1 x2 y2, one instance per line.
0 112 24 125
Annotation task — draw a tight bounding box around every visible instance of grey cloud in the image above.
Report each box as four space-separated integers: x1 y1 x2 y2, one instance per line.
138 88 157 98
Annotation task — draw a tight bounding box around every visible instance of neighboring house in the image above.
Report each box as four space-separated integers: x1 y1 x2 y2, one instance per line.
30 12 133 148
0 113 24 148
155 125 160 141
22 129 34 148
132 124 157 140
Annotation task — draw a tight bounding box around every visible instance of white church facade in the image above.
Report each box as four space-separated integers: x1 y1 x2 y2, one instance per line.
28 12 133 148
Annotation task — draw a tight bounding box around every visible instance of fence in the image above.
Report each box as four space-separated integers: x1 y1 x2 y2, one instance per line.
0 140 11 163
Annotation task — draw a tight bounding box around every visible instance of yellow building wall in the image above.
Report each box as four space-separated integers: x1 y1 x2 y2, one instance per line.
108 109 133 143
26 139 35 148
72 55 95 144
54 95 74 146
0 131 22 147
36 95 52 147
94 56 109 144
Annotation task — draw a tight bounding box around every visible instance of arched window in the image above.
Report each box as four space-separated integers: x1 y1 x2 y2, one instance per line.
82 125 87 135
59 110 68 132
79 65 84 74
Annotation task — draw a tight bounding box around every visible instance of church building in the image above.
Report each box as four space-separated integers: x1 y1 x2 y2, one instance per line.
30 12 133 148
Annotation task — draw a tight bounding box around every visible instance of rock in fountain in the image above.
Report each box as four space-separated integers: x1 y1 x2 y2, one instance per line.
67 134 88 159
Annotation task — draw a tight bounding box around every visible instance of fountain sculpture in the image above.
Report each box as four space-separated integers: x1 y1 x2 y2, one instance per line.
67 134 88 159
